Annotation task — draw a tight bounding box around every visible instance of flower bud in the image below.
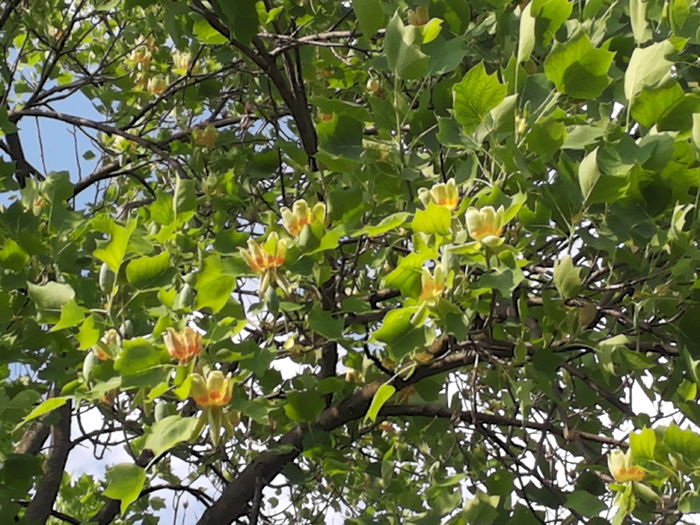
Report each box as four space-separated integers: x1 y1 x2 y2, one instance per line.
465 205 505 247
164 326 202 364
407 5 429 26
190 370 234 408
607 449 645 482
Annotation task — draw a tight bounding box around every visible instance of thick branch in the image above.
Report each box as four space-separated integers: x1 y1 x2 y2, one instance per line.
196 349 478 524
14 419 50 455
23 401 72 525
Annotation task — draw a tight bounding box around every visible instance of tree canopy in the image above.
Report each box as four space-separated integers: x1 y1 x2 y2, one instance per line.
1 0 700 523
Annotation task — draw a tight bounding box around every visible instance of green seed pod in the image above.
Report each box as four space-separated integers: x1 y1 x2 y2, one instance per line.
99 263 115 293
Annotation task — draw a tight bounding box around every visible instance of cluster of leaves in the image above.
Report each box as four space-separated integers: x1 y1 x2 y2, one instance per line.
0 0 699 523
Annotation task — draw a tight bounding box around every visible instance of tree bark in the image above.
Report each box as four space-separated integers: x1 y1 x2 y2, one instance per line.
23 401 72 525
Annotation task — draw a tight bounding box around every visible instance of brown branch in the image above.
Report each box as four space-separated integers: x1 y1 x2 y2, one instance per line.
23 400 72 524
196 349 478 524
14 419 50 455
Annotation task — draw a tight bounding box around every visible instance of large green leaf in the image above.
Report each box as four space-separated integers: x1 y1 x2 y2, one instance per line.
544 31 614 99
365 384 396 422
114 338 165 376
216 0 258 45
352 0 385 38
194 254 237 313
624 40 675 101
126 251 173 289
372 307 428 359
104 463 147 515
452 62 506 133
411 203 452 236
143 415 199 456
284 391 325 422
384 13 429 79
92 218 136 273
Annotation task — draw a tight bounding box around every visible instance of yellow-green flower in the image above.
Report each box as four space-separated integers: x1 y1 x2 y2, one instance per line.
280 199 326 237
164 326 202 364
419 179 459 211
419 266 446 305
465 205 505 247
608 449 645 482
190 370 233 408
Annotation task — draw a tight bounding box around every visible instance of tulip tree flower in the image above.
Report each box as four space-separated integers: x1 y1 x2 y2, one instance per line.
164 326 202 364
419 266 447 305
465 205 506 248
92 328 120 361
173 50 198 74
147 75 168 95
190 370 234 408
193 125 218 148
418 179 459 211
608 449 645 483
280 199 326 237
240 232 289 295
240 232 287 273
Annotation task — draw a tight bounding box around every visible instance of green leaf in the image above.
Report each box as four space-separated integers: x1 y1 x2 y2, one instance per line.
664 424 700 465
143 415 199 456
452 62 506 133
308 306 343 341
365 384 396 422
693 113 700 150
372 307 427 359
50 299 86 332
93 219 136 273
27 281 75 323
411 203 452 236
629 427 656 462
532 0 572 45
173 176 196 224
126 251 173 289
517 2 536 63
194 254 237 313
630 0 651 44
192 18 228 45
104 463 146 515
77 314 101 350
317 114 363 159
624 40 675 101
565 490 605 517
384 13 429 79
352 212 410 237
631 81 684 128
0 239 29 271
553 256 581 299
352 0 385 38
544 31 614 99
284 391 325 422
114 338 164 376
216 0 258 45
383 250 436 297
578 148 601 202
23 396 69 422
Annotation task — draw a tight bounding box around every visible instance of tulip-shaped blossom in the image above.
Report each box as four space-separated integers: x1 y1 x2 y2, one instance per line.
164 326 202 364
419 266 447 305
190 370 233 408
193 125 217 147
240 232 287 273
280 199 326 237
147 76 167 95
418 179 459 211
465 205 506 247
92 328 120 361
608 449 645 482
